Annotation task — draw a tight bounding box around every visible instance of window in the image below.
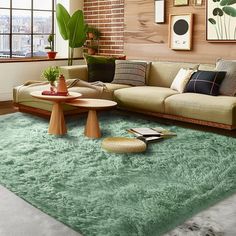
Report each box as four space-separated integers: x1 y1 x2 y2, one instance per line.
0 0 55 58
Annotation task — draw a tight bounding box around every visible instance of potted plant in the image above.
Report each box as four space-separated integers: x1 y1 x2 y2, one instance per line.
41 66 60 92
45 34 57 59
56 4 87 66
87 26 101 40
87 45 98 55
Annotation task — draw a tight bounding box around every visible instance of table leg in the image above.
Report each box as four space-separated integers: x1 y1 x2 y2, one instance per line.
84 109 101 138
48 102 67 135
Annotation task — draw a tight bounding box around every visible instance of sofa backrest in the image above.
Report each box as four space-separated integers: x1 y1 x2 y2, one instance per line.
148 61 200 87
60 65 88 81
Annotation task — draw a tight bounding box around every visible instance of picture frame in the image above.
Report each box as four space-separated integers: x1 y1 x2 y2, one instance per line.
173 0 189 6
206 0 236 41
169 13 193 50
154 0 165 23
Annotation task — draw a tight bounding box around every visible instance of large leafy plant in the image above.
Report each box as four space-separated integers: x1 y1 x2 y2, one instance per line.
56 4 87 65
208 0 236 40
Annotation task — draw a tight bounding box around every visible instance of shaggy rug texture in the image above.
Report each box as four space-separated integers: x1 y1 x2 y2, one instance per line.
0 112 235 236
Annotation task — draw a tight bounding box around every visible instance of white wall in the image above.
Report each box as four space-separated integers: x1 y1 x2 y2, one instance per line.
0 0 86 102
0 59 84 101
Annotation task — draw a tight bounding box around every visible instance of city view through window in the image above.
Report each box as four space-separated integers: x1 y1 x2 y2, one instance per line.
0 0 55 58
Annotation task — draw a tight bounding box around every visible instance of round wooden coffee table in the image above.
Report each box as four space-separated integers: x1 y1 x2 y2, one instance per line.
31 91 82 135
66 98 117 138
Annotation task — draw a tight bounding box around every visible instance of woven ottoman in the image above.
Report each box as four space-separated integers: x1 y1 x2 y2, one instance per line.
101 137 147 153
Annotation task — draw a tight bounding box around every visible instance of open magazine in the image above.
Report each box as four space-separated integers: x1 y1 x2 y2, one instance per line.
127 127 176 143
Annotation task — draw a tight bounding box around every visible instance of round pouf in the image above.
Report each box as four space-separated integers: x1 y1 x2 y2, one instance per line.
102 137 147 153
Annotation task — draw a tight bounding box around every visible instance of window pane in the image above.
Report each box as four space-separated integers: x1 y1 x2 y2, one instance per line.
12 35 31 57
0 35 10 58
33 35 48 57
0 0 10 8
34 0 52 10
12 10 31 33
12 0 31 9
33 11 52 33
0 9 10 33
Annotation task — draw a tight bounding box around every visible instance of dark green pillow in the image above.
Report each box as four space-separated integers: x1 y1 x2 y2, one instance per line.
84 54 116 83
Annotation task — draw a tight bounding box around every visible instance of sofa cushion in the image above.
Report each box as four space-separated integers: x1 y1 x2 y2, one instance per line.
84 54 116 83
170 68 195 93
101 83 132 100
148 61 199 87
185 70 226 96
165 93 236 126
198 63 215 71
112 60 148 86
216 59 236 96
114 86 178 113
60 64 88 81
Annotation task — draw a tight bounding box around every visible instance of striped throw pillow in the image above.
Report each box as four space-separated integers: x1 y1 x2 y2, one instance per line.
111 60 148 86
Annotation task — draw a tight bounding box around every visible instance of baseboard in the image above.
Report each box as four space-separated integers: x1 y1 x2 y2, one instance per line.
0 92 13 102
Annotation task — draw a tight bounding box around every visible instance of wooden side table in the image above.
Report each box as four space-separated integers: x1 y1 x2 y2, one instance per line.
66 98 117 138
31 91 82 135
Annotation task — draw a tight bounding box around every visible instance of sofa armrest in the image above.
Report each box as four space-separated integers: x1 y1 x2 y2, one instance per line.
60 65 88 81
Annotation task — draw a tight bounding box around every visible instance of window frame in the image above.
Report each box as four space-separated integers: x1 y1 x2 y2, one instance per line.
0 0 55 59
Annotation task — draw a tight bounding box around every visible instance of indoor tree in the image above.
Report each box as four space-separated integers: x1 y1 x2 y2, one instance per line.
56 4 87 65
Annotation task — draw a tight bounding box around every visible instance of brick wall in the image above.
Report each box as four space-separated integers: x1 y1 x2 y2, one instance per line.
83 0 124 56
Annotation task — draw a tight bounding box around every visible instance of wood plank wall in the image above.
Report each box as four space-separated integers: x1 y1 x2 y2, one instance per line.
124 0 236 63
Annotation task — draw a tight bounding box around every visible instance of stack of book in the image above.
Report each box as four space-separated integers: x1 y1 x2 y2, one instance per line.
127 127 176 143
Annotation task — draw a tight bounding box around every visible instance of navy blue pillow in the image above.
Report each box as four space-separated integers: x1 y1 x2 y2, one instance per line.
185 70 226 96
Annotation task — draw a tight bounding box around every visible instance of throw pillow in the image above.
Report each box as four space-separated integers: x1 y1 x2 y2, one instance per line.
170 68 195 93
185 70 226 96
84 54 116 83
216 59 236 96
112 60 148 86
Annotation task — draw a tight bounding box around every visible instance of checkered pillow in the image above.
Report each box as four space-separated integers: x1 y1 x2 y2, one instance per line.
185 70 226 96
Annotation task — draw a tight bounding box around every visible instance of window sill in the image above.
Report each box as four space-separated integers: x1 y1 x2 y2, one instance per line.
0 57 83 63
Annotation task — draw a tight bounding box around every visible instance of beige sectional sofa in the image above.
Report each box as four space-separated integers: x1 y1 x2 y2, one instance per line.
13 61 236 130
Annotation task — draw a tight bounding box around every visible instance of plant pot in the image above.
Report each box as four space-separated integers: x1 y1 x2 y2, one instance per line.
88 32 94 39
47 51 57 59
87 48 97 55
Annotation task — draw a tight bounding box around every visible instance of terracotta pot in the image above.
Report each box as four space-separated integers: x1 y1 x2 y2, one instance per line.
47 51 57 59
88 32 94 39
87 48 97 55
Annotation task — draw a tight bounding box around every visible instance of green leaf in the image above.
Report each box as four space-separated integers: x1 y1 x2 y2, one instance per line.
68 9 87 48
56 3 70 40
208 18 217 24
213 7 224 16
222 6 236 16
220 0 236 6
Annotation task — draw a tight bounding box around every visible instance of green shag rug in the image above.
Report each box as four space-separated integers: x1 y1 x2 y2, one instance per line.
0 112 236 236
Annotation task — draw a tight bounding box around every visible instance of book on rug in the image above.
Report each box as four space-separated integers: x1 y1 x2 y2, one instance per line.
128 127 176 139
136 135 163 143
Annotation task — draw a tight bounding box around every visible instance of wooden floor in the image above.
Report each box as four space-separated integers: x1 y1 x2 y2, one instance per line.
0 101 18 115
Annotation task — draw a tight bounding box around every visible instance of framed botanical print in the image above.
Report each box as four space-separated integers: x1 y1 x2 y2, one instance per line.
169 14 193 50
206 0 236 41
173 0 189 6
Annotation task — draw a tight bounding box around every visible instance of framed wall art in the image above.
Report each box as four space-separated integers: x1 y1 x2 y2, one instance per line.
206 0 236 41
169 14 193 50
173 0 189 6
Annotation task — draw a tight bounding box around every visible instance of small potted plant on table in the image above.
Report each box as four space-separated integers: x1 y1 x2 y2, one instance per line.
45 34 57 59
41 66 60 93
